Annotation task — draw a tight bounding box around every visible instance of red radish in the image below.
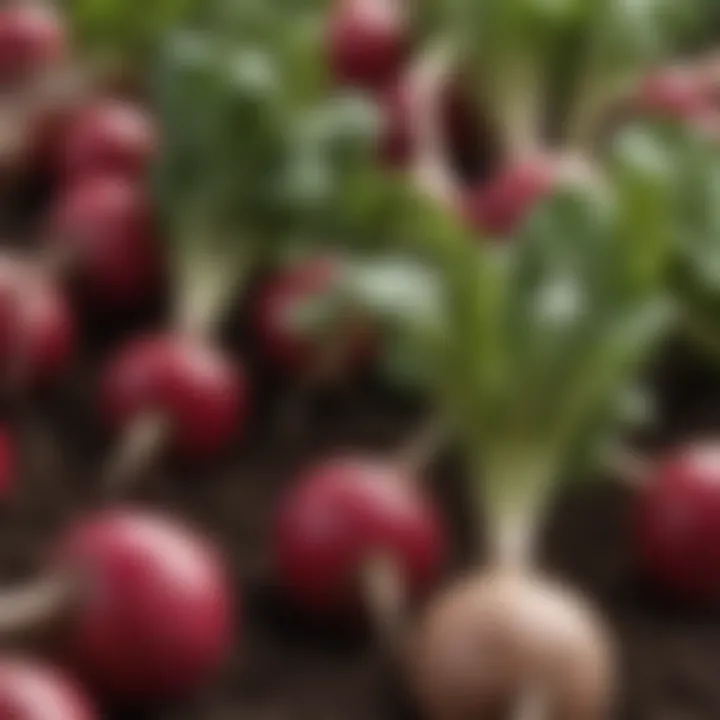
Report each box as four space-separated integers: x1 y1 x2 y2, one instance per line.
327 0 409 91
57 99 157 182
0 3 65 86
100 333 247 459
636 66 709 122
254 257 374 375
51 508 233 702
635 442 720 602
0 428 14 499
273 455 447 615
46 174 164 311
0 256 74 388
0 657 96 719
461 157 557 237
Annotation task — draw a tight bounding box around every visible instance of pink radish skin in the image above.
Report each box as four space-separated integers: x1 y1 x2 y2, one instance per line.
254 258 374 375
274 456 447 615
46 174 164 312
327 0 409 91
0 3 65 86
637 67 709 122
58 99 157 182
0 257 74 388
461 158 557 238
100 334 247 459
0 657 96 719
54 508 234 703
635 443 720 602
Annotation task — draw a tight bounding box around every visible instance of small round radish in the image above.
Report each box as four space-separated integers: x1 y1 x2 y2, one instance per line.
46 174 164 311
0 657 96 719
635 442 720 602
254 257 374 375
408 570 612 720
100 333 247 459
461 157 557 237
0 3 65 86
58 99 157 182
636 66 709 122
54 508 234 702
0 428 14 500
273 456 447 615
327 0 409 91
0 257 74 388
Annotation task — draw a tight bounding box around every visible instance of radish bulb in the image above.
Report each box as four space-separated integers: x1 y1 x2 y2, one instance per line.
0 657 96 719
327 0 410 91
45 173 164 313
0 2 65 87
635 442 720 602
0 255 74 389
254 257 374 377
56 98 157 182
99 333 247 486
55 508 234 702
409 571 612 720
636 66 709 122
273 455 447 618
0 509 234 704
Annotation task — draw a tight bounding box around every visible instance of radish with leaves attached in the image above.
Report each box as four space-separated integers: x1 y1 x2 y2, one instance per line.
0 657 96 719
0 508 234 704
335 127 678 716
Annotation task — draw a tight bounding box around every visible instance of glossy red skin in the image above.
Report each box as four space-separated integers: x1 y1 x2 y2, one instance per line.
58 99 157 182
0 428 14 500
55 508 234 703
636 444 720 602
46 174 164 311
0 3 65 86
254 258 373 374
100 334 247 459
0 658 96 719
327 0 409 91
274 456 448 615
637 67 709 122
0 257 74 387
461 158 557 237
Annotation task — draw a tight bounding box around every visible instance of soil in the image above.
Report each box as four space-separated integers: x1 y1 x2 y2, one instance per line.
3 187 720 720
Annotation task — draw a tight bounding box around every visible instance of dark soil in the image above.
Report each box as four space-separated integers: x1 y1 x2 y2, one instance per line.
4 185 720 720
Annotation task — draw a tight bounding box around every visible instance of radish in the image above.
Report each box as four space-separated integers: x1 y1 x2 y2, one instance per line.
327 0 409 91
45 173 164 312
0 255 74 389
0 657 96 719
0 508 234 703
99 333 247 470
254 257 374 376
57 98 157 182
634 442 720 602
636 66 710 122
274 454 447 618
461 157 558 237
0 2 65 87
